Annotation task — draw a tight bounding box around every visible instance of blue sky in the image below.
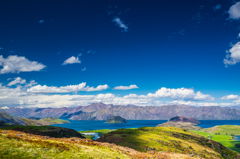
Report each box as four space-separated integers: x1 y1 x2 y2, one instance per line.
1 0 240 108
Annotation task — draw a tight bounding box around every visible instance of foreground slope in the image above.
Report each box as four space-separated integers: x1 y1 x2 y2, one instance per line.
97 127 240 159
5 103 240 120
0 129 201 159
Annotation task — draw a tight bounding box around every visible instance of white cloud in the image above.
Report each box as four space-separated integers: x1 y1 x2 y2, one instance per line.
228 2 240 20
113 84 139 90
0 106 9 109
62 56 81 65
84 84 109 92
39 20 44 23
0 55 46 74
81 67 86 71
224 42 240 67
7 77 26 86
112 17 128 32
213 4 221 11
27 83 109 93
25 80 38 87
221 94 240 100
147 87 214 101
27 83 87 93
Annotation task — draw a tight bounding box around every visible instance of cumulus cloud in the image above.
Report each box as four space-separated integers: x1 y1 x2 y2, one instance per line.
7 77 26 86
0 106 9 109
112 17 128 32
221 94 240 100
62 56 81 65
224 42 240 67
27 83 109 93
213 4 221 11
147 87 214 101
0 55 46 74
113 85 139 90
39 20 44 23
228 2 240 20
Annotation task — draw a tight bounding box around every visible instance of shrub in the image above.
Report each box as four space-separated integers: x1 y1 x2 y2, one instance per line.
235 143 240 148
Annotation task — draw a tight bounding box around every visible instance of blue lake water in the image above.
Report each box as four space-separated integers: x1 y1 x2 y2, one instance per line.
51 120 240 132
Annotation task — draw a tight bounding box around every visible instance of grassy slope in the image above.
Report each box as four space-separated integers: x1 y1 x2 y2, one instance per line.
191 130 240 153
0 129 199 159
97 127 240 159
0 130 130 159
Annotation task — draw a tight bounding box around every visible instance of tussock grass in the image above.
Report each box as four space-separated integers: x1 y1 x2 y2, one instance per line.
0 130 130 159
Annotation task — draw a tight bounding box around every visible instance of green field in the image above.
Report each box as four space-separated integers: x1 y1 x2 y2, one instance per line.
191 130 240 153
205 125 240 136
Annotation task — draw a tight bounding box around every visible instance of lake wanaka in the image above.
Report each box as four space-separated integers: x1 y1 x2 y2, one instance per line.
51 120 240 132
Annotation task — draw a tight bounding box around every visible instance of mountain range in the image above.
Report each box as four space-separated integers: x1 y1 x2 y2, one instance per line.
4 102 240 120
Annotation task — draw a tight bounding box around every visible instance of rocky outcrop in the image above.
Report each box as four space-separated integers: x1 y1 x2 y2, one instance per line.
5 103 240 120
105 116 127 123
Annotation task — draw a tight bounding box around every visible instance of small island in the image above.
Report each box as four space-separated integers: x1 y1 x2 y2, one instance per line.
105 116 127 124
168 116 200 124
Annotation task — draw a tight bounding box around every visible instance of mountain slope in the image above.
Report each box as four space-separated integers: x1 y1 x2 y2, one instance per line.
5 103 240 120
0 110 29 126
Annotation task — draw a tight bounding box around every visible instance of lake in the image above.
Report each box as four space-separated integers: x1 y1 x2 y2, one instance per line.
51 120 240 132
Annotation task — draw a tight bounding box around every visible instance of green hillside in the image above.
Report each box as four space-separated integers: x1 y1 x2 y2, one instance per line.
97 127 240 159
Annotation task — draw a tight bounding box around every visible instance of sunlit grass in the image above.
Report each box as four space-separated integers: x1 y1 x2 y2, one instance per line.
98 127 240 159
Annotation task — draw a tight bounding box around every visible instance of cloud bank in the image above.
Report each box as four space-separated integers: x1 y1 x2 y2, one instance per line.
0 78 239 108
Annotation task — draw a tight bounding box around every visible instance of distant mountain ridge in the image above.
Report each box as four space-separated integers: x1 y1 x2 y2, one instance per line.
4 102 240 120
